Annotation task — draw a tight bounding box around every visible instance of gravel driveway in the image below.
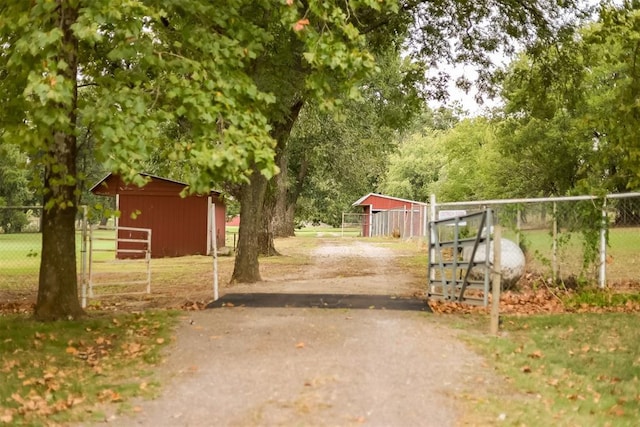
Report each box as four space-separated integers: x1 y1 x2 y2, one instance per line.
108 239 496 426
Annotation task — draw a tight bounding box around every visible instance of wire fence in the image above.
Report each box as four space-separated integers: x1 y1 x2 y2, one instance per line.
432 193 640 287
341 192 640 287
0 206 234 302
341 204 429 239
0 206 46 291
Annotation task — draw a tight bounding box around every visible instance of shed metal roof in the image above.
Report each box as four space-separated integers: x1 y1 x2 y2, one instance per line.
352 193 426 207
89 172 221 197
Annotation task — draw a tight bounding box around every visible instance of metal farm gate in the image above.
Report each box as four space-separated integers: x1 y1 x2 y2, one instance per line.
83 225 152 307
427 209 493 306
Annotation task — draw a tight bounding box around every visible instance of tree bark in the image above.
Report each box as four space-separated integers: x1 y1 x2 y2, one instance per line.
231 101 304 281
34 2 84 320
271 149 296 238
258 101 304 253
273 153 309 237
231 169 269 283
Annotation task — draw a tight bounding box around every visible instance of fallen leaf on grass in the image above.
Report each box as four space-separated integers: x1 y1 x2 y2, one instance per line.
0 411 13 423
98 389 122 403
608 405 625 416
521 365 532 373
528 350 544 359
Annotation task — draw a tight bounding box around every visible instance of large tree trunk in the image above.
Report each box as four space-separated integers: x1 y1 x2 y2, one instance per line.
271 150 296 238
258 101 304 253
231 169 269 283
231 101 304 280
273 153 309 237
34 2 84 321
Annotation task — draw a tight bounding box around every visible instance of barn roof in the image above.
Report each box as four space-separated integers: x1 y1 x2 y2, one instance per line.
89 172 222 197
352 193 426 207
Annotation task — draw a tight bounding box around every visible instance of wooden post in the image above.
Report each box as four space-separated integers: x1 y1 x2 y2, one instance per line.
490 225 502 336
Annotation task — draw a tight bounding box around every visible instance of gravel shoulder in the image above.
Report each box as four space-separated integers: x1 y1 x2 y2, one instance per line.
110 238 498 426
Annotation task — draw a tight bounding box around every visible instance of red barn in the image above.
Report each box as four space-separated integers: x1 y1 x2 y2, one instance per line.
90 173 226 258
352 193 427 238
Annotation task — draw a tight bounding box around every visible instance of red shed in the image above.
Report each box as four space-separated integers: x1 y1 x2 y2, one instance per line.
90 173 226 258
352 193 426 237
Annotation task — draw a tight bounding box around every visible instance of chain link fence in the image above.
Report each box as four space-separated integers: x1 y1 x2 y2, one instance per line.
0 206 46 291
433 193 640 287
342 205 429 239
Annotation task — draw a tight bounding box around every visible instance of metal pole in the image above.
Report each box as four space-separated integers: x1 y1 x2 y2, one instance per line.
409 204 414 239
146 229 152 293
516 206 521 247
490 223 502 336
429 195 437 285
599 199 607 289
552 202 558 282
483 209 493 307
81 205 88 308
212 203 219 301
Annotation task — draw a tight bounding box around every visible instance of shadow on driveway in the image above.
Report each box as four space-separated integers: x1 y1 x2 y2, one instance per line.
206 293 431 311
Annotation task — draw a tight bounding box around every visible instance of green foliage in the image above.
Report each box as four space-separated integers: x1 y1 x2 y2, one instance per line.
499 2 640 194
381 116 500 202
290 48 423 226
381 130 446 201
0 144 34 233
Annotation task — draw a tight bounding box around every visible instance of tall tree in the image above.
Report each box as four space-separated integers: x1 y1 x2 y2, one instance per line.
272 50 423 236
230 0 399 280
230 0 583 282
496 1 640 196
0 0 295 320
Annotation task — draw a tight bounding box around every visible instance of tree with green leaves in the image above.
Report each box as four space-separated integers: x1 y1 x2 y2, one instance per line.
227 0 405 279
269 49 423 236
496 1 640 196
233 0 583 281
0 0 585 318
0 0 302 320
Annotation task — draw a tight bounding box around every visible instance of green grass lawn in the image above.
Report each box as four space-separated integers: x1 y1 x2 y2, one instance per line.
456 312 640 426
0 230 116 291
503 227 640 284
0 310 178 425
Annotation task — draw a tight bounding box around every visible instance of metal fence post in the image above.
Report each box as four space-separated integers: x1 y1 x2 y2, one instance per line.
599 199 607 289
516 206 521 247
490 222 502 336
552 201 558 282
81 205 88 308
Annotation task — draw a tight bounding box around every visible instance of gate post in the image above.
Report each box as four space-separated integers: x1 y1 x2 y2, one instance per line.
81 205 88 308
490 224 502 335
599 199 607 289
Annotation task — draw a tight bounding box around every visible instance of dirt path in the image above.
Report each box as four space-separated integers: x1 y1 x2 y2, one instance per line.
109 239 496 426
